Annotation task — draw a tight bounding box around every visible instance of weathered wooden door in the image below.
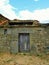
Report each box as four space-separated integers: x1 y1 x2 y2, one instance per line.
18 33 30 52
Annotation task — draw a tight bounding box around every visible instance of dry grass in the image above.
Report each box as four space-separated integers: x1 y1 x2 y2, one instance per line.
0 53 49 65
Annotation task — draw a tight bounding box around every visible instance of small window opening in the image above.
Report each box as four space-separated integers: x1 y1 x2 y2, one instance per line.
4 29 7 34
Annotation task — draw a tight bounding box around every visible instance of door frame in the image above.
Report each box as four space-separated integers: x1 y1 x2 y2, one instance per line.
18 33 30 52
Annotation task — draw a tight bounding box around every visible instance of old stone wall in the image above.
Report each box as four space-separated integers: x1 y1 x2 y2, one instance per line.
0 28 9 52
30 27 49 54
0 26 49 54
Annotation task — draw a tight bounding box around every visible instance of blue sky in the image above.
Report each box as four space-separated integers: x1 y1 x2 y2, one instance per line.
0 0 49 23
10 0 49 11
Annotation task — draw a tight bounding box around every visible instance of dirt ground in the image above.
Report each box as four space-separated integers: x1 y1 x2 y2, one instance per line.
0 53 49 65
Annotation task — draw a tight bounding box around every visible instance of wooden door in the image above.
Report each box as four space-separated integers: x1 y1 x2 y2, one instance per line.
18 33 30 52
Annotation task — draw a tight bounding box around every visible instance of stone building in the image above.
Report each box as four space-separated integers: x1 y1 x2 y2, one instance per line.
0 14 49 54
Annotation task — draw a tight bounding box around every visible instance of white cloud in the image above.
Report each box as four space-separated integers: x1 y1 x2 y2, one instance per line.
18 8 49 23
0 0 18 20
0 0 49 23
18 10 32 20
